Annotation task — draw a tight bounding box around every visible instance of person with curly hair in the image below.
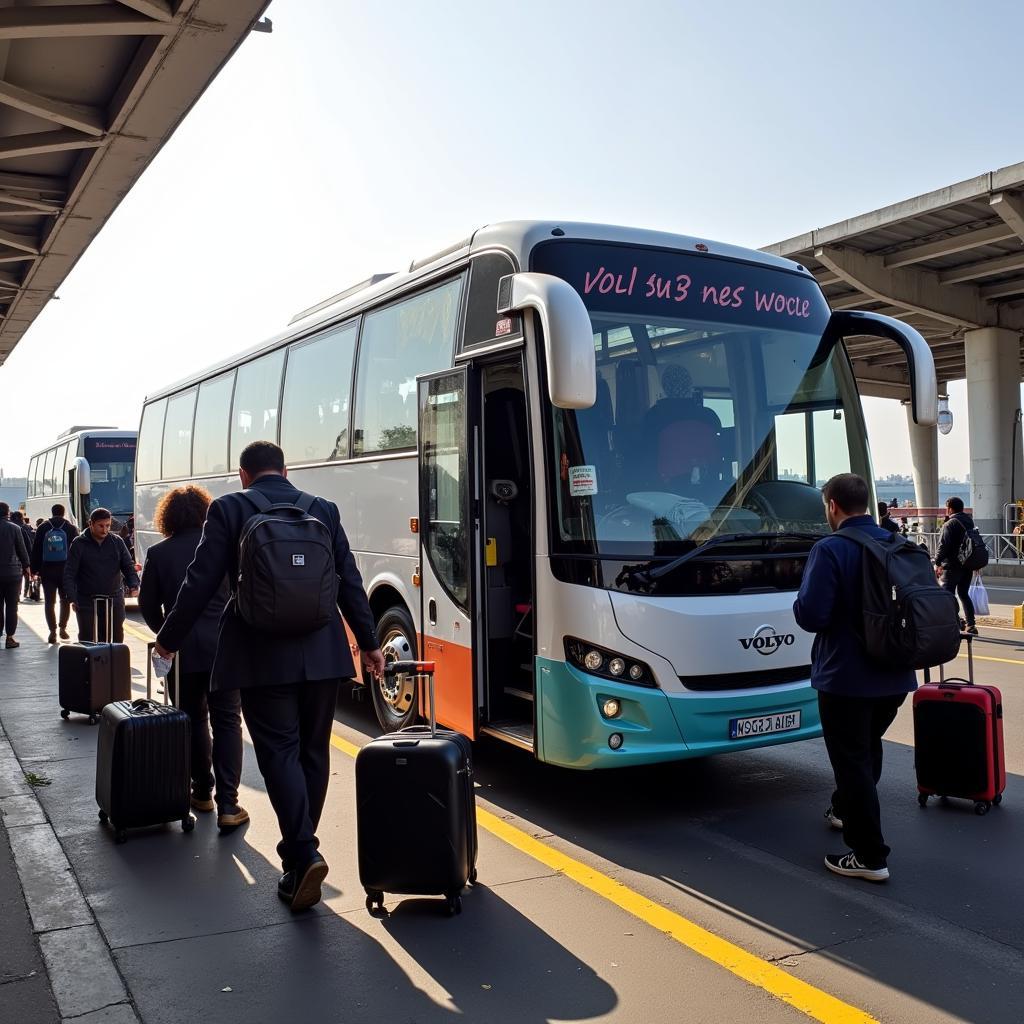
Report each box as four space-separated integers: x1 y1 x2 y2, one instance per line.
139 485 246 831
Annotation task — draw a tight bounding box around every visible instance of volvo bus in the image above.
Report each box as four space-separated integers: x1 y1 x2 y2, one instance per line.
134 222 936 769
26 428 137 531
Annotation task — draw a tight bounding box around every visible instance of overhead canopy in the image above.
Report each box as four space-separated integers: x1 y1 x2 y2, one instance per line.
765 162 1024 398
0 0 270 367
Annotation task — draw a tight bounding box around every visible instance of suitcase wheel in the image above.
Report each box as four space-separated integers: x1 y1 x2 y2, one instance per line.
181 817 195 833
364 890 384 913
87 714 98 726
60 708 70 720
974 801 990 816
114 828 128 844
98 810 108 824
917 793 929 807
445 894 462 917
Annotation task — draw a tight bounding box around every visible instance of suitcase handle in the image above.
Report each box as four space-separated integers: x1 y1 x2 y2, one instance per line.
91 594 114 644
145 641 178 706
384 662 437 737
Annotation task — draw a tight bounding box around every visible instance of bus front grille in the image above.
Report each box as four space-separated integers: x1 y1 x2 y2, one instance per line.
679 665 812 691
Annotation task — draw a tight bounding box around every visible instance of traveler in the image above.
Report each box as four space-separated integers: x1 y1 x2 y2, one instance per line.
139 486 246 831
0 502 31 648
11 512 34 598
119 515 136 561
934 496 980 635
63 508 140 643
877 501 900 535
794 473 916 883
30 504 79 644
154 441 385 911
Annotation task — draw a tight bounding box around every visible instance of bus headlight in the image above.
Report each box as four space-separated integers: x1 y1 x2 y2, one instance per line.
564 638 656 687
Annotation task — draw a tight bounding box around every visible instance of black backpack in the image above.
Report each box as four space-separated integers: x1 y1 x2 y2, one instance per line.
236 490 337 636
836 528 961 670
955 521 989 571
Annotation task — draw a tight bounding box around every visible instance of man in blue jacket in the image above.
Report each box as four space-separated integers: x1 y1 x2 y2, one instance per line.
794 473 916 883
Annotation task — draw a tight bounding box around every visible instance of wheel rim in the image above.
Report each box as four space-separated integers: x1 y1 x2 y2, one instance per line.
378 627 416 717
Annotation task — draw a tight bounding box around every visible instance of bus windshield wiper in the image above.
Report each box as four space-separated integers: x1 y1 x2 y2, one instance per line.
617 531 826 590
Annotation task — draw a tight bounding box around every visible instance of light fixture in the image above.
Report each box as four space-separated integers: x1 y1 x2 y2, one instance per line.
608 733 624 750
601 698 621 719
937 395 953 436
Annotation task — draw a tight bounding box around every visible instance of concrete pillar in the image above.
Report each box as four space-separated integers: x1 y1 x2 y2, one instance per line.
905 401 938 523
965 326 1024 534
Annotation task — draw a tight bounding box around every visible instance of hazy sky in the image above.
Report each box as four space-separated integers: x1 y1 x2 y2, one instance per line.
2 0 1023 481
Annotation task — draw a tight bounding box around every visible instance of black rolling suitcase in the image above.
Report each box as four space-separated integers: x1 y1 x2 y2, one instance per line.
58 596 132 724
96 651 193 844
356 661 478 915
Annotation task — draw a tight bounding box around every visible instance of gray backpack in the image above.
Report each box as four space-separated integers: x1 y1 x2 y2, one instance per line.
236 490 337 636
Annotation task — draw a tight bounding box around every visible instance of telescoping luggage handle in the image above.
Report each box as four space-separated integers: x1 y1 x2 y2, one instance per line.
145 640 178 706
384 661 437 735
927 632 974 687
92 594 114 644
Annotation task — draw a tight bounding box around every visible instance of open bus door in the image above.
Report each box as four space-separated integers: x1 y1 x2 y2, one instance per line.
417 368 479 738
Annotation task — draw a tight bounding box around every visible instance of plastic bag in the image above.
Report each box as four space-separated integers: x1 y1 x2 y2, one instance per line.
968 573 990 617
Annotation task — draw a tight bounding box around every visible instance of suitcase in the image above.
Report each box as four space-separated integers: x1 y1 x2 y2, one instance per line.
27 576 40 601
356 661 478 916
58 596 132 724
96 650 192 843
914 634 1005 815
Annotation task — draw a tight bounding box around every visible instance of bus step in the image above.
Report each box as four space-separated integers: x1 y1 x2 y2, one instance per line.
481 722 534 751
503 686 534 702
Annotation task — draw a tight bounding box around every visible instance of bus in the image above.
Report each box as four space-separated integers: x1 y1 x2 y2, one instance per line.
134 222 936 769
26 428 138 531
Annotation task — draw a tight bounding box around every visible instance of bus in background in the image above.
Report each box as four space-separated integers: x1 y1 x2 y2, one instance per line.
25 428 138 532
134 222 936 769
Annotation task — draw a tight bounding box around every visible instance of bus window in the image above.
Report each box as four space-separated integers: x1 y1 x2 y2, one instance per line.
230 350 284 467
42 447 56 496
53 441 71 494
192 372 235 476
137 399 167 483
280 322 357 464
162 389 197 478
84 436 136 518
774 411 809 484
27 456 37 497
353 277 464 457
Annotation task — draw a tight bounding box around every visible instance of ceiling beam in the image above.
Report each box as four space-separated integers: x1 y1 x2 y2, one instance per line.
113 0 175 21
0 7 174 39
0 251 37 264
938 249 1024 284
826 291 876 310
990 193 1024 243
978 277 1024 301
0 129 104 161
0 193 62 214
0 79 105 137
882 224 1016 269
0 228 38 254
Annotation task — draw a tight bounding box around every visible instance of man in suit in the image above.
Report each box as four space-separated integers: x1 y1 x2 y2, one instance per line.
154 441 385 911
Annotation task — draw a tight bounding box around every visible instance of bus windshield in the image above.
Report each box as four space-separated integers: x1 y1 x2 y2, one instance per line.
533 241 869 558
83 436 136 518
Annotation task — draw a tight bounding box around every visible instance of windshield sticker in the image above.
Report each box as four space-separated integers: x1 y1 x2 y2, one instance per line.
569 465 598 496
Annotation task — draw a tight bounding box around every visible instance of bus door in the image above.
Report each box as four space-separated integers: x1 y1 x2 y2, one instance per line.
417 368 479 738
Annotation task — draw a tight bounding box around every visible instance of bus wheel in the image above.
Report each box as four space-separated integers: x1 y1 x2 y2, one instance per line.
371 606 419 732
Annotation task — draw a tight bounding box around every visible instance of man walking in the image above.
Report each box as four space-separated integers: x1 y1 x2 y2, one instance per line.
10 512 35 599
63 508 139 643
877 501 900 535
934 496 979 635
0 503 31 648
31 504 79 644
154 441 385 912
794 473 916 883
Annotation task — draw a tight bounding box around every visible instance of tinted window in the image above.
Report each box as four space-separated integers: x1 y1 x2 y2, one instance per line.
27 457 37 497
462 252 521 348
53 442 70 493
280 322 357 464
192 372 235 476
353 277 463 456
42 448 56 495
231 351 284 467
137 399 167 483
162 389 196 479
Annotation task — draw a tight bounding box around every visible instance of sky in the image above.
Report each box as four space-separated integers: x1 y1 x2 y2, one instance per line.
2 0 1024 483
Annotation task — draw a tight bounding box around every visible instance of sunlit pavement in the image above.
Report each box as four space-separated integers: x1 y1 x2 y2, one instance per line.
1 598 1021 1024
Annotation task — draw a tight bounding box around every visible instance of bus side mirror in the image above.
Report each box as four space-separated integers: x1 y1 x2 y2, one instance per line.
823 310 938 426
498 272 595 409
73 457 91 495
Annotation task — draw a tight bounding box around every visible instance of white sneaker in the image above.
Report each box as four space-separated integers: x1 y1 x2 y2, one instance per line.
824 805 843 830
825 852 889 882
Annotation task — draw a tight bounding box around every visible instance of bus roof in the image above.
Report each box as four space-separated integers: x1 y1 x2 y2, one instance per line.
144 221 813 403
33 429 137 455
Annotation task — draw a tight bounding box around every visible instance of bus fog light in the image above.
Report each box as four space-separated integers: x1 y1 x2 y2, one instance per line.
601 698 621 719
608 657 625 676
608 733 624 750
583 649 604 672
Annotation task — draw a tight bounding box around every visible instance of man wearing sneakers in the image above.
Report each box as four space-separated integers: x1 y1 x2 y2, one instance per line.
794 473 916 883
0 503 31 648
30 504 79 644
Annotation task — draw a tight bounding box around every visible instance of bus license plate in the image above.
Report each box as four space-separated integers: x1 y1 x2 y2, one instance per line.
729 710 801 739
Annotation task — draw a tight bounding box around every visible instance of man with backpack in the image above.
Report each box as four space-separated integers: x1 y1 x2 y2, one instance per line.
30 504 79 644
935 496 987 635
154 441 385 912
794 473 957 884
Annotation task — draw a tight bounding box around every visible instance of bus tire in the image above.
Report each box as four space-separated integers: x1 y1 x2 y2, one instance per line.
370 605 419 732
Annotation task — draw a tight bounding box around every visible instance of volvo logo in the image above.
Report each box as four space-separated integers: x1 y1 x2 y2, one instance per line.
738 624 796 656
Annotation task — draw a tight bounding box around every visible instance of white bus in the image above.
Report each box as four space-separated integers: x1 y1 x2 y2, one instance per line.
26 427 137 531
134 222 936 769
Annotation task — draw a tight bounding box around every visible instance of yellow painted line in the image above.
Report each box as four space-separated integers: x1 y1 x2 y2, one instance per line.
329 732 876 1024
122 622 153 645
955 651 1024 667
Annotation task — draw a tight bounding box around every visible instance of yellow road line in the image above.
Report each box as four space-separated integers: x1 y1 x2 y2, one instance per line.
955 652 1024 667
329 732 876 1024
122 622 153 645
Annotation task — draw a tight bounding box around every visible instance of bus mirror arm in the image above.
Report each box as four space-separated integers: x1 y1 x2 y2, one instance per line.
73 457 90 495
821 310 938 427
498 272 596 410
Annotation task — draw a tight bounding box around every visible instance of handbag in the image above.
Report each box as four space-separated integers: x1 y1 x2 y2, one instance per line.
968 573 990 617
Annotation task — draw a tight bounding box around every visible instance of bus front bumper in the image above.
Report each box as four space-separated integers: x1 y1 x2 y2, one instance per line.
535 658 822 770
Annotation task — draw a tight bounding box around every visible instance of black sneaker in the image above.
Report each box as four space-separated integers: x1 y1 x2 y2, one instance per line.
824 805 843 830
278 854 329 912
825 852 889 882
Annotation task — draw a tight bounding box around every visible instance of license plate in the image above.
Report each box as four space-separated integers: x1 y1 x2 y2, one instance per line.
729 709 801 739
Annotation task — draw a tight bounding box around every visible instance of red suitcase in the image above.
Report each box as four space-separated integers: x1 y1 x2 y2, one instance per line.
914 635 1005 815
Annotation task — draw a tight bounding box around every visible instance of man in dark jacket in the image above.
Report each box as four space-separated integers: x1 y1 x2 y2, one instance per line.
31 504 79 644
794 473 916 883
154 441 385 912
63 508 140 643
0 502 31 648
10 512 34 598
877 501 900 535
934 496 978 634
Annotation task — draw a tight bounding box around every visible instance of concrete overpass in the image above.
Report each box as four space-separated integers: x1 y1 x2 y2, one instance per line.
766 163 1024 532
0 0 270 367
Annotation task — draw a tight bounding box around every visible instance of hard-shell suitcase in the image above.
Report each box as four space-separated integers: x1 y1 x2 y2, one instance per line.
58 597 131 724
915 634 1005 815
27 577 40 601
356 661 478 915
